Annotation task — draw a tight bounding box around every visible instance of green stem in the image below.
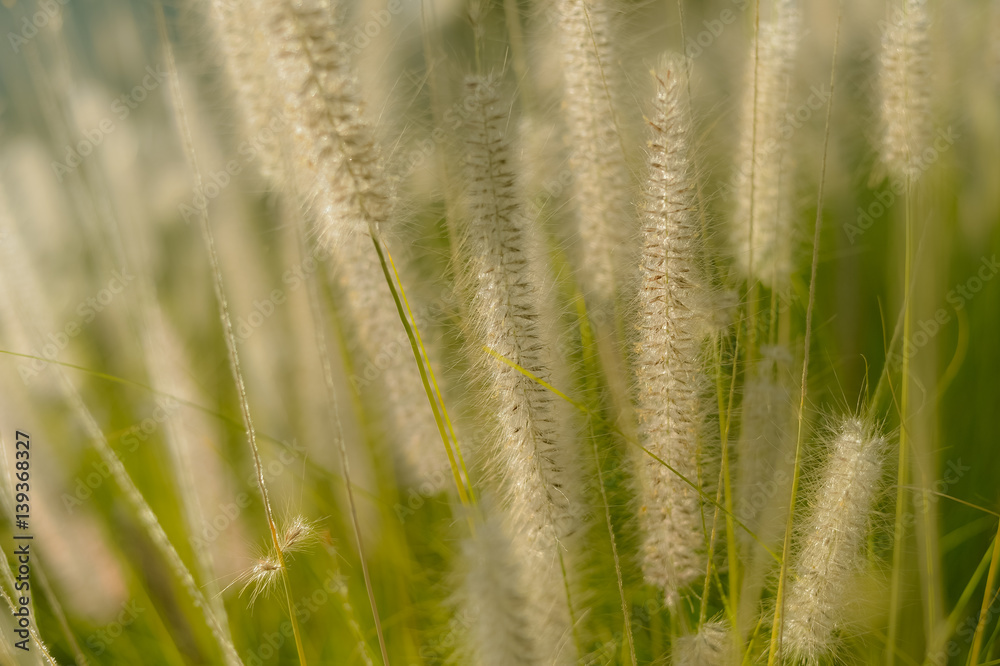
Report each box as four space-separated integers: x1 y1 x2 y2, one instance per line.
767 11 840 662
888 175 913 666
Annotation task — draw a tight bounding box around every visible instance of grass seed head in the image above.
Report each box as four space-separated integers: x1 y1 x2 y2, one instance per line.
782 417 887 664
878 0 933 182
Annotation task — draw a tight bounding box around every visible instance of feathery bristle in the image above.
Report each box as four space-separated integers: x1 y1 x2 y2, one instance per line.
878 0 933 182
557 0 633 309
262 0 390 244
461 74 581 664
782 418 886 664
238 554 284 607
730 0 801 289
633 55 710 605
672 620 733 665
236 515 318 607
278 515 320 555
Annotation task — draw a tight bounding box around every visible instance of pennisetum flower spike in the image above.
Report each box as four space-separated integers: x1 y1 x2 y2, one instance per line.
730 0 801 290
258 0 448 487
457 511 539 666
460 74 582 665
782 418 886 664
557 0 633 311
633 55 712 606
734 346 798 633
262 0 390 243
672 620 734 666
208 0 282 183
734 345 797 553
877 0 932 183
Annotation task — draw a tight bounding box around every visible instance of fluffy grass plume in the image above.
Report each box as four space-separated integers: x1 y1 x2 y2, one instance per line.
633 55 712 605
257 0 445 486
2 1 997 664
877 0 933 181
782 418 887 664
262 0 390 243
456 511 539 666
557 0 633 310
672 620 734 665
734 345 796 552
460 74 582 663
208 0 281 183
730 0 801 289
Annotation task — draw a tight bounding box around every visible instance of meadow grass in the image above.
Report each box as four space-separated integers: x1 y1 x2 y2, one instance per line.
0 0 997 664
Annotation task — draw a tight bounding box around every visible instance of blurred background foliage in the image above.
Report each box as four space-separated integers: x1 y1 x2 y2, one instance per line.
0 0 996 664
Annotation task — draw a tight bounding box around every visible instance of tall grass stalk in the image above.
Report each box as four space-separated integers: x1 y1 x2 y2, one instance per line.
461 74 582 664
3 0 996 663
783 419 887 664
0 163 244 664
157 6 303 662
768 11 841 662
731 0 800 291
633 54 713 607
294 203 390 664
557 0 631 312
879 1 935 658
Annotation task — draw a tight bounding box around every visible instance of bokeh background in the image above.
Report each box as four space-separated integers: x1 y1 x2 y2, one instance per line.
0 0 997 663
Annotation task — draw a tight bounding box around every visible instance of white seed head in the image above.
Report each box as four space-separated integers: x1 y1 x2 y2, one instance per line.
209 0 282 183
733 346 798 632
783 418 886 664
458 514 539 666
734 345 796 552
237 554 283 607
633 56 710 605
330 230 449 490
277 515 320 556
557 0 633 309
730 0 801 289
235 515 318 608
461 74 581 664
262 0 391 244
672 621 734 666
878 0 933 182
